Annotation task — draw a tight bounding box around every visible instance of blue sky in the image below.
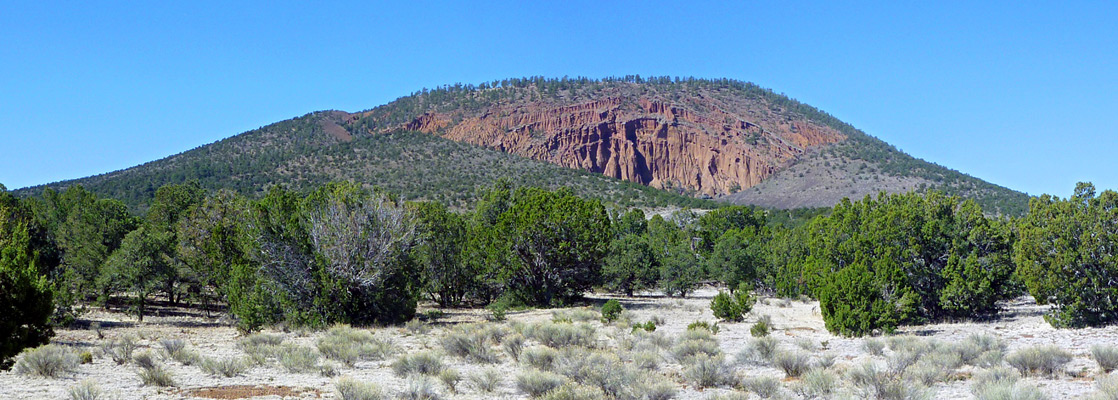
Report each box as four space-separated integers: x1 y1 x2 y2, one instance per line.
1 1 1114 196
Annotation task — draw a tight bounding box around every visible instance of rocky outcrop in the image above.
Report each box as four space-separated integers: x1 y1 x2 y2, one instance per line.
362 87 846 196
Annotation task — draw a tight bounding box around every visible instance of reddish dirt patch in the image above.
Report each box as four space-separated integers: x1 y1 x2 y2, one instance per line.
182 385 319 399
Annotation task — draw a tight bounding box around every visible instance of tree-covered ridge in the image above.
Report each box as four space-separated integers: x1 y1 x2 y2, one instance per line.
16 123 717 212
15 76 1027 215
352 76 1029 215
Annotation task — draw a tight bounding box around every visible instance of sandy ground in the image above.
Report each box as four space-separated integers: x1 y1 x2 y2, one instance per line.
2 288 1115 399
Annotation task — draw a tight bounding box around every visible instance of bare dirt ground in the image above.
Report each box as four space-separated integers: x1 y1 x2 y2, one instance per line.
2 288 1115 399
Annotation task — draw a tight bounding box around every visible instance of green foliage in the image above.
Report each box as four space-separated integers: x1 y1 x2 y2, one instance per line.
801 191 1015 336
494 187 611 306
711 283 755 322
706 228 765 291
658 242 702 298
98 226 173 321
601 234 658 296
409 201 472 307
599 299 623 323
0 192 55 370
1015 182 1118 327
750 315 771 337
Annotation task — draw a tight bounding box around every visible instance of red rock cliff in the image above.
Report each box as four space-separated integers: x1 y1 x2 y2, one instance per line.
362 86 845 196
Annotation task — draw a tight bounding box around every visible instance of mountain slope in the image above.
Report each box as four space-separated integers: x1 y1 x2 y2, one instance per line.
16 77 1028 215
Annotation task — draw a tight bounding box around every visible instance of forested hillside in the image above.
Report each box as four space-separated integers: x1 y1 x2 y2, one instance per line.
15 77 1028 215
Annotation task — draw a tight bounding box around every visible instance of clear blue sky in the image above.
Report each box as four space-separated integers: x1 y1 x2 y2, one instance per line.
1 1 1115 196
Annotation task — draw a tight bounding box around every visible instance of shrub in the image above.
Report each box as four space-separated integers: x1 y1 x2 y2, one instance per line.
1092 345 1118 373
487 304 508 322
631 321 656 333
440 329 497 363
671 332 721 361
539 383 607 400
737 336 779 365
200 356 249 377
437 368 461 394
848 361 932 400
335 377 384 400
773 351 811 378
523 322 596 348
278 344 320 373
974 380 1048 400
742 376 782 399
794 337 818 352
160 339 200 365
632 350 660 371
971 366 1021 396
0 208 56 370
392 351 445 376
78 351 93 364
521 346 559 370
68 380 103 400
794 368 837 398
503 334 526 360
637 380 677 400
399 376 442 400
750 315 771 337
1015 183 1118 327
687 320 719 334
404 319 431 335
516 369 566 397
470 367 503 392
552 308 598 323
317 326 394 366
133 351 158 370
1091 374 1118 400
103 336 137 365
600 300 623 323
137 365 175 387
1006 346 1072 377
683 354 734 388
14 344 79 378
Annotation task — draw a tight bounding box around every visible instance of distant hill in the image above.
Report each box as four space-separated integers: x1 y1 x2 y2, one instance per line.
15 76 1029 215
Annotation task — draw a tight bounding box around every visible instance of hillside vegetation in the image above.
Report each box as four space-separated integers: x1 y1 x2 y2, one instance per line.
16 76 1027 215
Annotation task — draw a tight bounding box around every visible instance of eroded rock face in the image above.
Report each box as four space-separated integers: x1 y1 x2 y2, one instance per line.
365 88 845 196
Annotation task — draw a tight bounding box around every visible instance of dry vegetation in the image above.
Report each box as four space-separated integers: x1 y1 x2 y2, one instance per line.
3 288 1117 400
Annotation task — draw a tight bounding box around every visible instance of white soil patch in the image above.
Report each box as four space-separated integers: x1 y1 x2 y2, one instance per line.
2 288 1115 399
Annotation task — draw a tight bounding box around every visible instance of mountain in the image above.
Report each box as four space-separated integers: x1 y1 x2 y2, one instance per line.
15 76 1029 215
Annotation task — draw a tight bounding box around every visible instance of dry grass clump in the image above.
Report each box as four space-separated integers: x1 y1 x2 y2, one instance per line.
1092 345 1118 373
137 364 175 387
437 368 461 394
200 356 250 377
672 329 721 361
737 336 779 365
971 367 1022 396
864 338 886 356
516 368 567 397
552 308 599 323
392 351 446 376
704 392 751 400
275 344 320 373
102 336 137 365
772 350 811 378
793 368 837 399
440 326 499 363
317 325 394 366
132 350 158 370
524 322 596 348
404 319 431 335
682 354 735 388
630 350 661 371
399 376 442 400
67 379 104 400
538 383 607 400
15 344 80 378
848 361 932 400
1088 374 1118 400
335 376 384 400
160 339 200 365
794 337 818 352
1006 345 1072 377
503 333 526 360
521 346 559 371
239 333 284 365
973 381 1047 400
741 376 783 399
470 367 503 392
